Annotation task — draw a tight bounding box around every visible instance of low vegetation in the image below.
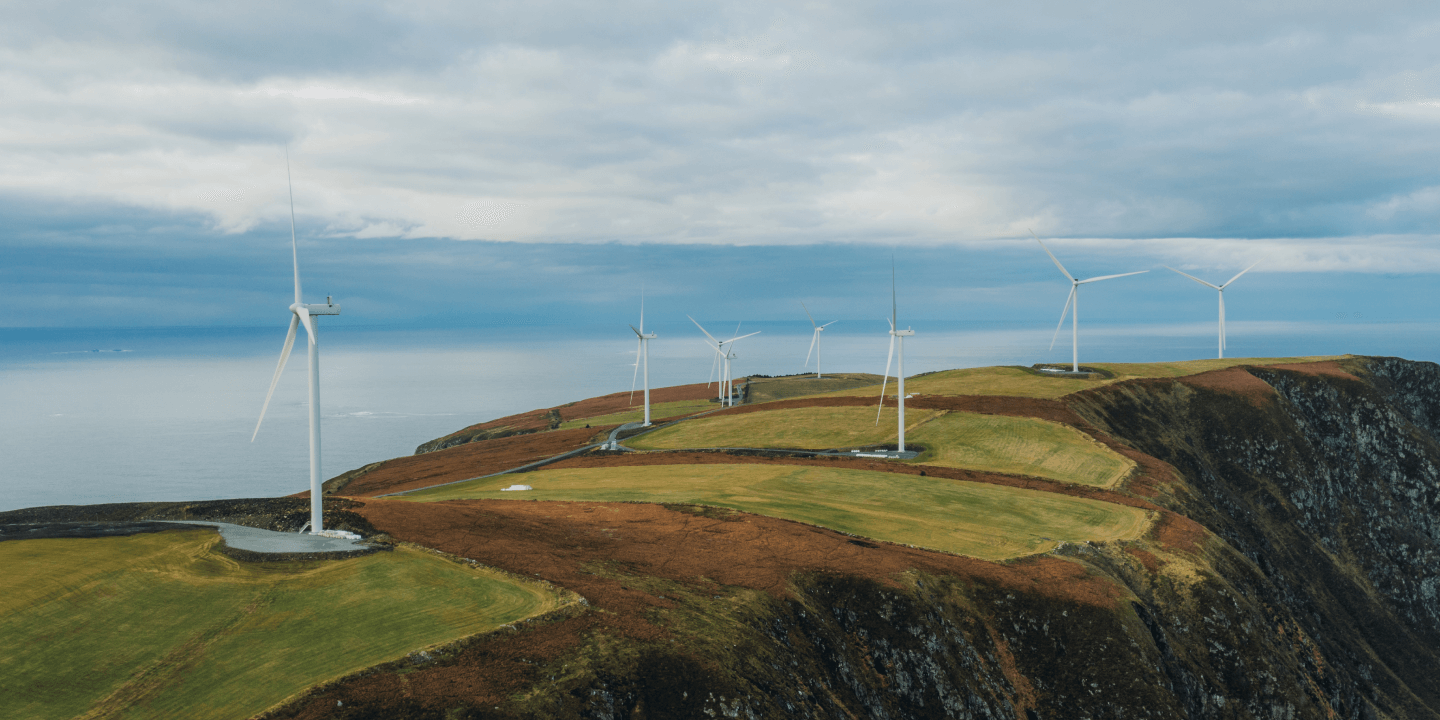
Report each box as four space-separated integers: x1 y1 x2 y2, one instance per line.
745 373 885 403
626 406 944 451
909 412 1135 488
809 357 1345 400
403 464 1153 561
558 399 717 430
1090 356 1346 379
0 529 567 720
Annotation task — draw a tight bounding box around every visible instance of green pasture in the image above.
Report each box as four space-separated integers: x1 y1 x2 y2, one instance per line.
0 530 565 720
909 412 1134 488
559 399 717 430
1089 356 1346 379
626 406 944 451
811 357 1346 399
746 373 884 403
404 464 1152 561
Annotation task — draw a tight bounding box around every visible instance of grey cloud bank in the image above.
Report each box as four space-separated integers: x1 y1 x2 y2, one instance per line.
2 0 1438 264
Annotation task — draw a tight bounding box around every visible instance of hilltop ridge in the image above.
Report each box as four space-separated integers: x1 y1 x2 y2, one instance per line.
7 354 1440 719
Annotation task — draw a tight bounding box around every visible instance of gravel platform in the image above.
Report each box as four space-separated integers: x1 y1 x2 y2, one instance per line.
161 521 365 553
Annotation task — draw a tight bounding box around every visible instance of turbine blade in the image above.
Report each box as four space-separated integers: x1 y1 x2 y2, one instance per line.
252 316 300 441
1163 266 1220 289
1221 260 1261 289
801 301 816 327
876 334 896 425
805 329 819 367
689 315 719 345
707 346 719 387
631 338 642 403
639 290 645 333
1078 270 1148 284
1032 231 1075 282
629 323 644 339
287 146 302 305
821 320 837 328
1050 288 1075 351
891 259 898 328
296 307 316 345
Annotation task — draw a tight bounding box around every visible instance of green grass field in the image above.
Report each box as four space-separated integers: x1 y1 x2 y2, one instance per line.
909 412 1134 487
559 399 717 430
811 357 1346 399
1089 356 1346 379
0 530 567 720
404 464 1152 561
627 406 944 451
745 374 884 403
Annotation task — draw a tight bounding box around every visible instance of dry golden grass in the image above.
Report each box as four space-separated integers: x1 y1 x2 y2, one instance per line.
627 406 943 451
405 464 1154 561
909 412 1135 488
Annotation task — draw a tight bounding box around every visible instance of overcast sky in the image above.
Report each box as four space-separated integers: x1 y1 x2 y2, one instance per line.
3 1 1439 339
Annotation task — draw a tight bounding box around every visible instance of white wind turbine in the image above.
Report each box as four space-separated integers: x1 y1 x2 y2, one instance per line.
629 293 657 426
252 151 341 535
1034 232 1147 372
690 317 759 407
875 265 915 453
1165 261 1260 359
801 302 837 379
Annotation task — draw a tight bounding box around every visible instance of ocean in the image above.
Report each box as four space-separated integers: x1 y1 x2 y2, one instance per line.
2 319 1433 513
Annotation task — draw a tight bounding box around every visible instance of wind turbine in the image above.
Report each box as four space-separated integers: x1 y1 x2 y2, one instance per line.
629 293 657 426
874 264 914 453
801 302 837 379
1033 231 1147 372
690 316 759 407
1164 261 1259 359
252 150 340 535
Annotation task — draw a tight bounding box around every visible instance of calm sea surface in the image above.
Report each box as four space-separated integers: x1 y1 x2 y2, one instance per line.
1 320 1433 512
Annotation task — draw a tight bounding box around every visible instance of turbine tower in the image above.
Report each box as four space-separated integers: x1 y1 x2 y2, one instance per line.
1164 261 1259 359
252 150 340 535
629 293 658 426
802 301 837 379
875 264 914 453
690 316 758 407
1033 231 1147 372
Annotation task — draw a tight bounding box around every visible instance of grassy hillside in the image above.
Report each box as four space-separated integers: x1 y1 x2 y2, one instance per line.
1089 356 1347 378
558 398 716 429
910 412 1135 488
811 357 1346 400
0 530 567 720
627 406 944 450
746 373 885 403
402 464 1152 561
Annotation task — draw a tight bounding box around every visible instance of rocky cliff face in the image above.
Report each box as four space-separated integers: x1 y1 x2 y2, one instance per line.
1067 358 1440 719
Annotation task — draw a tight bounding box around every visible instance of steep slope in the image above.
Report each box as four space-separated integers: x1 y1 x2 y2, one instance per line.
1067 357 1440 718
260 358 1440 719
